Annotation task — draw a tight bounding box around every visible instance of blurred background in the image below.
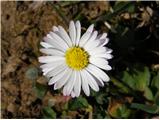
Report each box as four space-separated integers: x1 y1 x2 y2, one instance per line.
1 1 159 118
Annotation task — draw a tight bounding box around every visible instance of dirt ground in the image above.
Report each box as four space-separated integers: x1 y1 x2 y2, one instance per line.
1 1 66 118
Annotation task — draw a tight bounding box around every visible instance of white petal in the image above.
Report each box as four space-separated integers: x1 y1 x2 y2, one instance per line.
99 38 109 47
52 26 58 32
58 26 72 47
71 91 76 98
52 26 70 46
46 33 53 39
79 32 92 47
40 60 64 69
84 31 98 50
85 40 100 51
86 66 104 86
73 71 81 97
63 85 67 96
86 24 94 33
80 70 90 96
106 48 113 53
75 21 81 46
54 68 72 90
90 57 108 65
49 67 68 85
93 53 113 59
40 48 65 56
84 70 99 92
88 47 107 56
38 56 65 63
102 38 109 46
97 33 107 40
42 67 54 76
50 32 69 50
44 36 65 52
98 39 106 46
42 62 64 75
46 63 67 78
69 21 76 45
65 71 76 96
89 31 98 42
94 76 104 87
86 64 110 82
40 42 53 48
90 57 111 70
79 24 94 47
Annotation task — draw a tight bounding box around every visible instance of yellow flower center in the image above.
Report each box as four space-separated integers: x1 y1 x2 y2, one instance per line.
65 47 89 70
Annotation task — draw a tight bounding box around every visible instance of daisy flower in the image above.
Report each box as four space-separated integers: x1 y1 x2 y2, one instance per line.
38 20 113 98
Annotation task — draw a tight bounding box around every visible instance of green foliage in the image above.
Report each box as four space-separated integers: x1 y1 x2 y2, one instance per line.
116 105 131 118
68 96 89 110
110 104 131 118
122 71 136 90
111 77 131 94
130 103 158 114
151 73 159 89
110 65 159 118
154 92 159 106
33 82 47 99
42 106 56 119
25 67 39 80
133 67 150 91
96 1 135 22
113 1 135 13
122 66 150 92
150 72 159 103
144 87 154 101
95 93 107 105
120 66 159 102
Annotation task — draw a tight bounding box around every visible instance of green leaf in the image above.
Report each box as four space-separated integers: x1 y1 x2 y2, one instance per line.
33 82 47 99
113 1 135 13
151 73 159 89
130 103 158 114
122 71 136 89
122 67 150 92
95 1 135 22
69 96 89 110
154 92 159 106
96 113 103 119
143 87 154 101
111 77 131 94
117 105 131 118
25 67 38 80
42 106 56 119
133 67 150 91
108 99 131 119
95 93 106 105
127 4 135 13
